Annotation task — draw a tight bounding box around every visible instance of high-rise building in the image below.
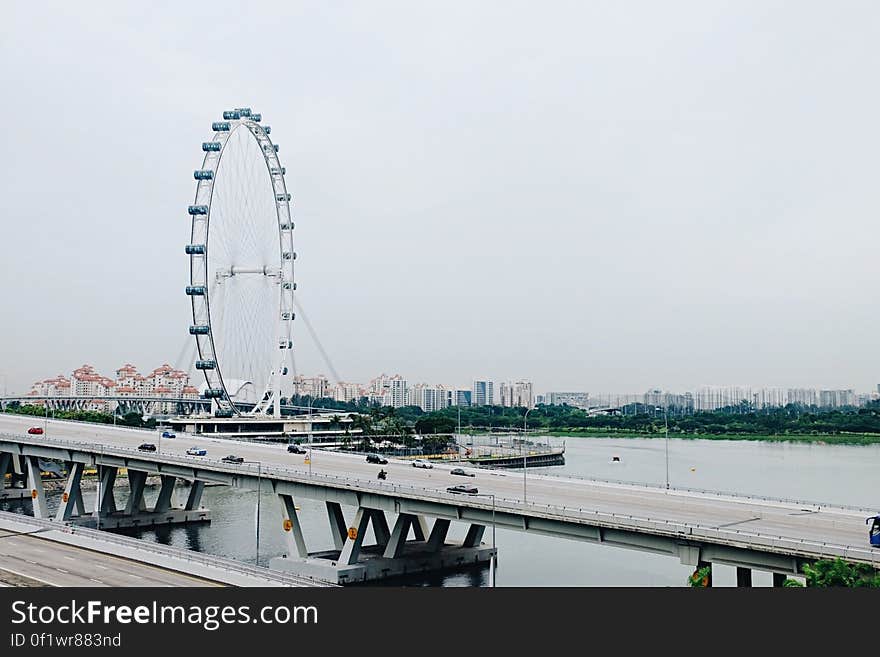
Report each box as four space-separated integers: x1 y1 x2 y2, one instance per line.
332 382 364 403
499 380 533 408
292 374 329 400
389 375 407 408
818 389 855 408
453 389 472 406
548 392 589 408
407 384 450 412
472 380 494 406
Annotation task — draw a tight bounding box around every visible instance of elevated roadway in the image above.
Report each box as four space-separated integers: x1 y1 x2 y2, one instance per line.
1 413 878 580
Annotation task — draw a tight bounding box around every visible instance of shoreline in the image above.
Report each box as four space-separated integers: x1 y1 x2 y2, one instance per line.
540 430 880 446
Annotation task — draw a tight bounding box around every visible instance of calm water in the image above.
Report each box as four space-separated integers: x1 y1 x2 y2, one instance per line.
5 437 878 586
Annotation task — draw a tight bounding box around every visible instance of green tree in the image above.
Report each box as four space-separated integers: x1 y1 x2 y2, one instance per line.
803 558 880 587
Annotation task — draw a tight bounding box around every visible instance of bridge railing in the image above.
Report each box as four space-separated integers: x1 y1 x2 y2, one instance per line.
2 432 878 566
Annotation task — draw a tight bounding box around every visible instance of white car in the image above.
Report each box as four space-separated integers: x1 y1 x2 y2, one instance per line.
186 446 207 457
412 459 433 469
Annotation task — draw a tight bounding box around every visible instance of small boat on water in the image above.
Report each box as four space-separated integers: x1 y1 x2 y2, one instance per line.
611 455 621 463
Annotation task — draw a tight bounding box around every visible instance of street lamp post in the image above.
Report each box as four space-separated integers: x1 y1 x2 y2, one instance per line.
656 405 669 490
307 397 313 478
96 443 104 531
522 408 534 503
244 460 262 565
664 406 669 489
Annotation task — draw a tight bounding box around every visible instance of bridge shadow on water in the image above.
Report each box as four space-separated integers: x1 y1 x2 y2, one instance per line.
113 523 204 554
352 563 490 587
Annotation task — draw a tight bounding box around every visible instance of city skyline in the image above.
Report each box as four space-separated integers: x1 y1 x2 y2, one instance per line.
13 362 879 413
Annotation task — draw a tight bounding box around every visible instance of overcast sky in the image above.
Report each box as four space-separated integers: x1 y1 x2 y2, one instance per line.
1 1 878 396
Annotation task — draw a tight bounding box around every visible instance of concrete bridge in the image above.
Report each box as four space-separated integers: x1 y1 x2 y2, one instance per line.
1 413 878 585
0 395 210 417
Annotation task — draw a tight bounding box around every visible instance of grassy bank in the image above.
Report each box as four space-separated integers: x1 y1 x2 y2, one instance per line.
543 429 880 445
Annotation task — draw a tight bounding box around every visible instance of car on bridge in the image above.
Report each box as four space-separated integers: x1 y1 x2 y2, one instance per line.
221 455 244 464
27 427 44 435
412 459 433 469
450 468 475 477
161 430 176 439
366 454 388 465
186 447 207 457
287 444 307 454
447 484 478 495
138 443 157 452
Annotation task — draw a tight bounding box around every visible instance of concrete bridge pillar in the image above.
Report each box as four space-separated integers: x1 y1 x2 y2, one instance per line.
55 462 85 522
124 470 149 515
325 501 347 550
0 452 10 492
383 513 413 559
463 524 486 548
13 455 26 481
411 516 430 542
278 493 309 558
736 567 753 587
24 456 49 519
184 481 205 511
369 509 391 548
95 466 119 516
426 518 451 552
338 507 371 566
154 475 178 513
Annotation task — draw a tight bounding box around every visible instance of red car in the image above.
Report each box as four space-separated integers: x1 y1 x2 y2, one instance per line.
27 427 44 435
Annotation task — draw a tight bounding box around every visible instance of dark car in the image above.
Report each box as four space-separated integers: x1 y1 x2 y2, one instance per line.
287 444 307 454
366 454 388 465
27 427 44 435
221 455 244 464
161 430 176 439
447 484 478 495
450 468 475 477
138 443 157 452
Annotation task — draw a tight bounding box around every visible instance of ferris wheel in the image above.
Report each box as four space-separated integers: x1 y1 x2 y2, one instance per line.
186 107 295 418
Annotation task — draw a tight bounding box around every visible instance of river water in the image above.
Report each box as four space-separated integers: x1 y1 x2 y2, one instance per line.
5 436 878 586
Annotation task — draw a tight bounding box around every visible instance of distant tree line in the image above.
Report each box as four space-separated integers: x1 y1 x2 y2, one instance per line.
3 402 156 429
282 397 880 438
409 402 880 437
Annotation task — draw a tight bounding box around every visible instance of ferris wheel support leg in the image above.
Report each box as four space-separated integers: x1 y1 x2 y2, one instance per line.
274 369 281 418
